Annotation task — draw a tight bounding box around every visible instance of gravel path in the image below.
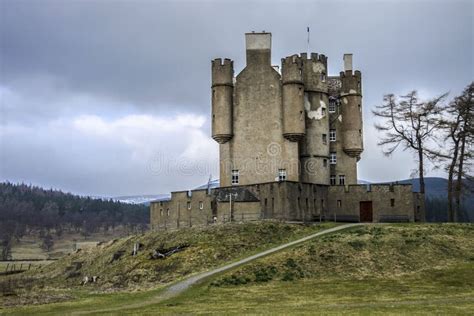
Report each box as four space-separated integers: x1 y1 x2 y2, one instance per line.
72 223 364 315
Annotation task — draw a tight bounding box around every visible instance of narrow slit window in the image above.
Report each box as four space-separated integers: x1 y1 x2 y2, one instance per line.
187 201 191 210
390 199 395 207
199 201 204 210
337 200 342 208
322 134 327 144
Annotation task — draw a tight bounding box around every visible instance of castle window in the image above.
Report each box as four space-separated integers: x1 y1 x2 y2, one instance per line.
391 199 395 207
321 73 326 82
322 134 327 144
278 169 287 181
199 201 204 210
323 159 327 167
337 200 342 208
359 129 362 136
231 169 239 185
329 129 336 142
330 175 336 186
160 209 163 217
339 175 345 185
167 208 170 216
358 104 361 112
187 202 191 210
329 99 336 113
330 152 337 164
321 107 326 115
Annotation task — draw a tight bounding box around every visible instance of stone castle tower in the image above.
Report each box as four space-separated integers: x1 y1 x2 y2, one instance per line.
212 32 363 187
150 32 424 230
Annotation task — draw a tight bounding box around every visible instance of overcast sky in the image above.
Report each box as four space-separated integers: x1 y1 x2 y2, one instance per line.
0 0 472 196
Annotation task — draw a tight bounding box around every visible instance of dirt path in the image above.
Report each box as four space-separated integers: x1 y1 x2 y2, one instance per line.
72 223 364 315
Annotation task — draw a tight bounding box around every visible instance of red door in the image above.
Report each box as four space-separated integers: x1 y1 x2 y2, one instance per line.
360 201 373 222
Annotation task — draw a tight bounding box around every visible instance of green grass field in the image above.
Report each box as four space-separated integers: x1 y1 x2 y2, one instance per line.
1 223 473 315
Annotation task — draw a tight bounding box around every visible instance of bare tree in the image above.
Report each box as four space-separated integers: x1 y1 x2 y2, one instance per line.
372 91 446 195
438 83 474 221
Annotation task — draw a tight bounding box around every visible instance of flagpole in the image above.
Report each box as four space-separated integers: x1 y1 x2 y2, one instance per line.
307 26 310 55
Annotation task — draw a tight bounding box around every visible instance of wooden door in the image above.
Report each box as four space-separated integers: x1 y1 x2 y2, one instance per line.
359 201 373 222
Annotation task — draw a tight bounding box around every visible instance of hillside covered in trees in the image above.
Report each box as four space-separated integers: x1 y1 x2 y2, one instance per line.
0 182 149 259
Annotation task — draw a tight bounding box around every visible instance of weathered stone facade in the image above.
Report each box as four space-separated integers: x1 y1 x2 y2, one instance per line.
150 182 422 230
150 32 424 230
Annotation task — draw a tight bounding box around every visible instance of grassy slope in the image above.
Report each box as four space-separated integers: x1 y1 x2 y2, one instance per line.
1 222 336 310
3 223 473 315
134 223 474 315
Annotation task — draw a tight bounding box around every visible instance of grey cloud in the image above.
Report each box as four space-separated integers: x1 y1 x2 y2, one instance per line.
0 0 472 195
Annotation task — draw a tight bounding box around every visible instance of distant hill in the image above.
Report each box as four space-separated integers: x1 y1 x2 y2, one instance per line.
0 182 149 246
112 194 171 206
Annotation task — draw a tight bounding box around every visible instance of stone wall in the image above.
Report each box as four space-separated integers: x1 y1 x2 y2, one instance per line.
150 182 420 230
327 184 415 222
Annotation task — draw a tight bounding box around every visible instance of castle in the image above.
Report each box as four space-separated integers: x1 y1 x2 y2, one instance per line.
150 32 424 230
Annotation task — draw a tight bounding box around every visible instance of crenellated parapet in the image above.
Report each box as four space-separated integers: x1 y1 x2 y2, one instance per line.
340 70 362 96
300 53 328 94
211 58 234 88
281 55 303 85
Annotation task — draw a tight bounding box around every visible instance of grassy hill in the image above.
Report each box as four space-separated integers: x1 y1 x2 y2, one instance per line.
1 222 334 307
1 222 473 315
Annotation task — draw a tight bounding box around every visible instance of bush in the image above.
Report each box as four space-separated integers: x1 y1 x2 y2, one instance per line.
254 265 278 283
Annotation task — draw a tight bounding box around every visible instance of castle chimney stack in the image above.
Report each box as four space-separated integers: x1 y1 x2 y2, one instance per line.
245 32 271 66
343 54 353 72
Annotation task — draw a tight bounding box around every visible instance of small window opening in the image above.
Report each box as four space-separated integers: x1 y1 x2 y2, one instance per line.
278 169 287 181
339 175 345 185
329 99 336 113
322 134 327 144
330 152 337 164
167 208 170 216
199 201 204 210
390 199 395 207
231 169 239 185
329 129 336 142
330 175 336 186
160 209 163 217
337 200 342 208
187 201 191 210
323 159 327 167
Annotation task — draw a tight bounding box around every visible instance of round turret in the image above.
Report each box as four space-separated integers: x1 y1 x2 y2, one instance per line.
281 55 305 142
340 70 363 159
299 53 330 184
211 58 234 144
